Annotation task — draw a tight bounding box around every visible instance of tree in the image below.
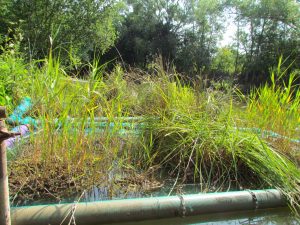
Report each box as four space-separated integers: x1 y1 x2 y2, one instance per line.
211 47 236 76
111 0 185 68
108 0 226 76
175 0 225 75
4 0 124 63
231 0 300 83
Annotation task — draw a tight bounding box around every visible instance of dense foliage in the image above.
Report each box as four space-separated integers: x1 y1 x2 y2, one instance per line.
0 0 124 63
0 0 299 82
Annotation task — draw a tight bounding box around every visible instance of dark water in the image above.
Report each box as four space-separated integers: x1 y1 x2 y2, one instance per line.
105 208 299 225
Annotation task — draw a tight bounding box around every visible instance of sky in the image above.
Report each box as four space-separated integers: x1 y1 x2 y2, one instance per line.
220 22 237 47
219 11 237 47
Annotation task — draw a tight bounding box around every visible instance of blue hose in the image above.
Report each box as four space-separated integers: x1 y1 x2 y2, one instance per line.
6 98 299 143
7 97 32 122
237 127 300 144
6 97 38 127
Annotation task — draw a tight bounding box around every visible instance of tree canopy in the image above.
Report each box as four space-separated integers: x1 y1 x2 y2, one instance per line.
1 0 124 63
0 0 299 84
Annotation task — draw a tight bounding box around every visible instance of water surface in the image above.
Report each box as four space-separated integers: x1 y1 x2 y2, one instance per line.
105 208 298 225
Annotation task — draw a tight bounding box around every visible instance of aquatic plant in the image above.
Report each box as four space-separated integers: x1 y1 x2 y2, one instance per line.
139 68 300 211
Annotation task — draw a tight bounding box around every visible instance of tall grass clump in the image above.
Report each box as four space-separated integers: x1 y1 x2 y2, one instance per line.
7 53 149 204
138 66 300 211
240 59 300 158
247 59 299 137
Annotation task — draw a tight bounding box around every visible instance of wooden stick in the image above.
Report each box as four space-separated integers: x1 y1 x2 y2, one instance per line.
0 107 11 225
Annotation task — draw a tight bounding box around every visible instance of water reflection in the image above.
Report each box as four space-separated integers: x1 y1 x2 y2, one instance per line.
84 186 144 202
104 208 298 225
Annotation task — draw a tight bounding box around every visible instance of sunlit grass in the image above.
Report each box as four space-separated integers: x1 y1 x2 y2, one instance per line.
2 54 300 212
235 58 300 159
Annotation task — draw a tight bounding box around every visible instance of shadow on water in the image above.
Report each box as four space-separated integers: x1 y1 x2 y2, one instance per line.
103 208 299 225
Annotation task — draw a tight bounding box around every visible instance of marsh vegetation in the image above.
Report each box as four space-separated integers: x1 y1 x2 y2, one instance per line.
0 0 299 217
0 52 298 212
